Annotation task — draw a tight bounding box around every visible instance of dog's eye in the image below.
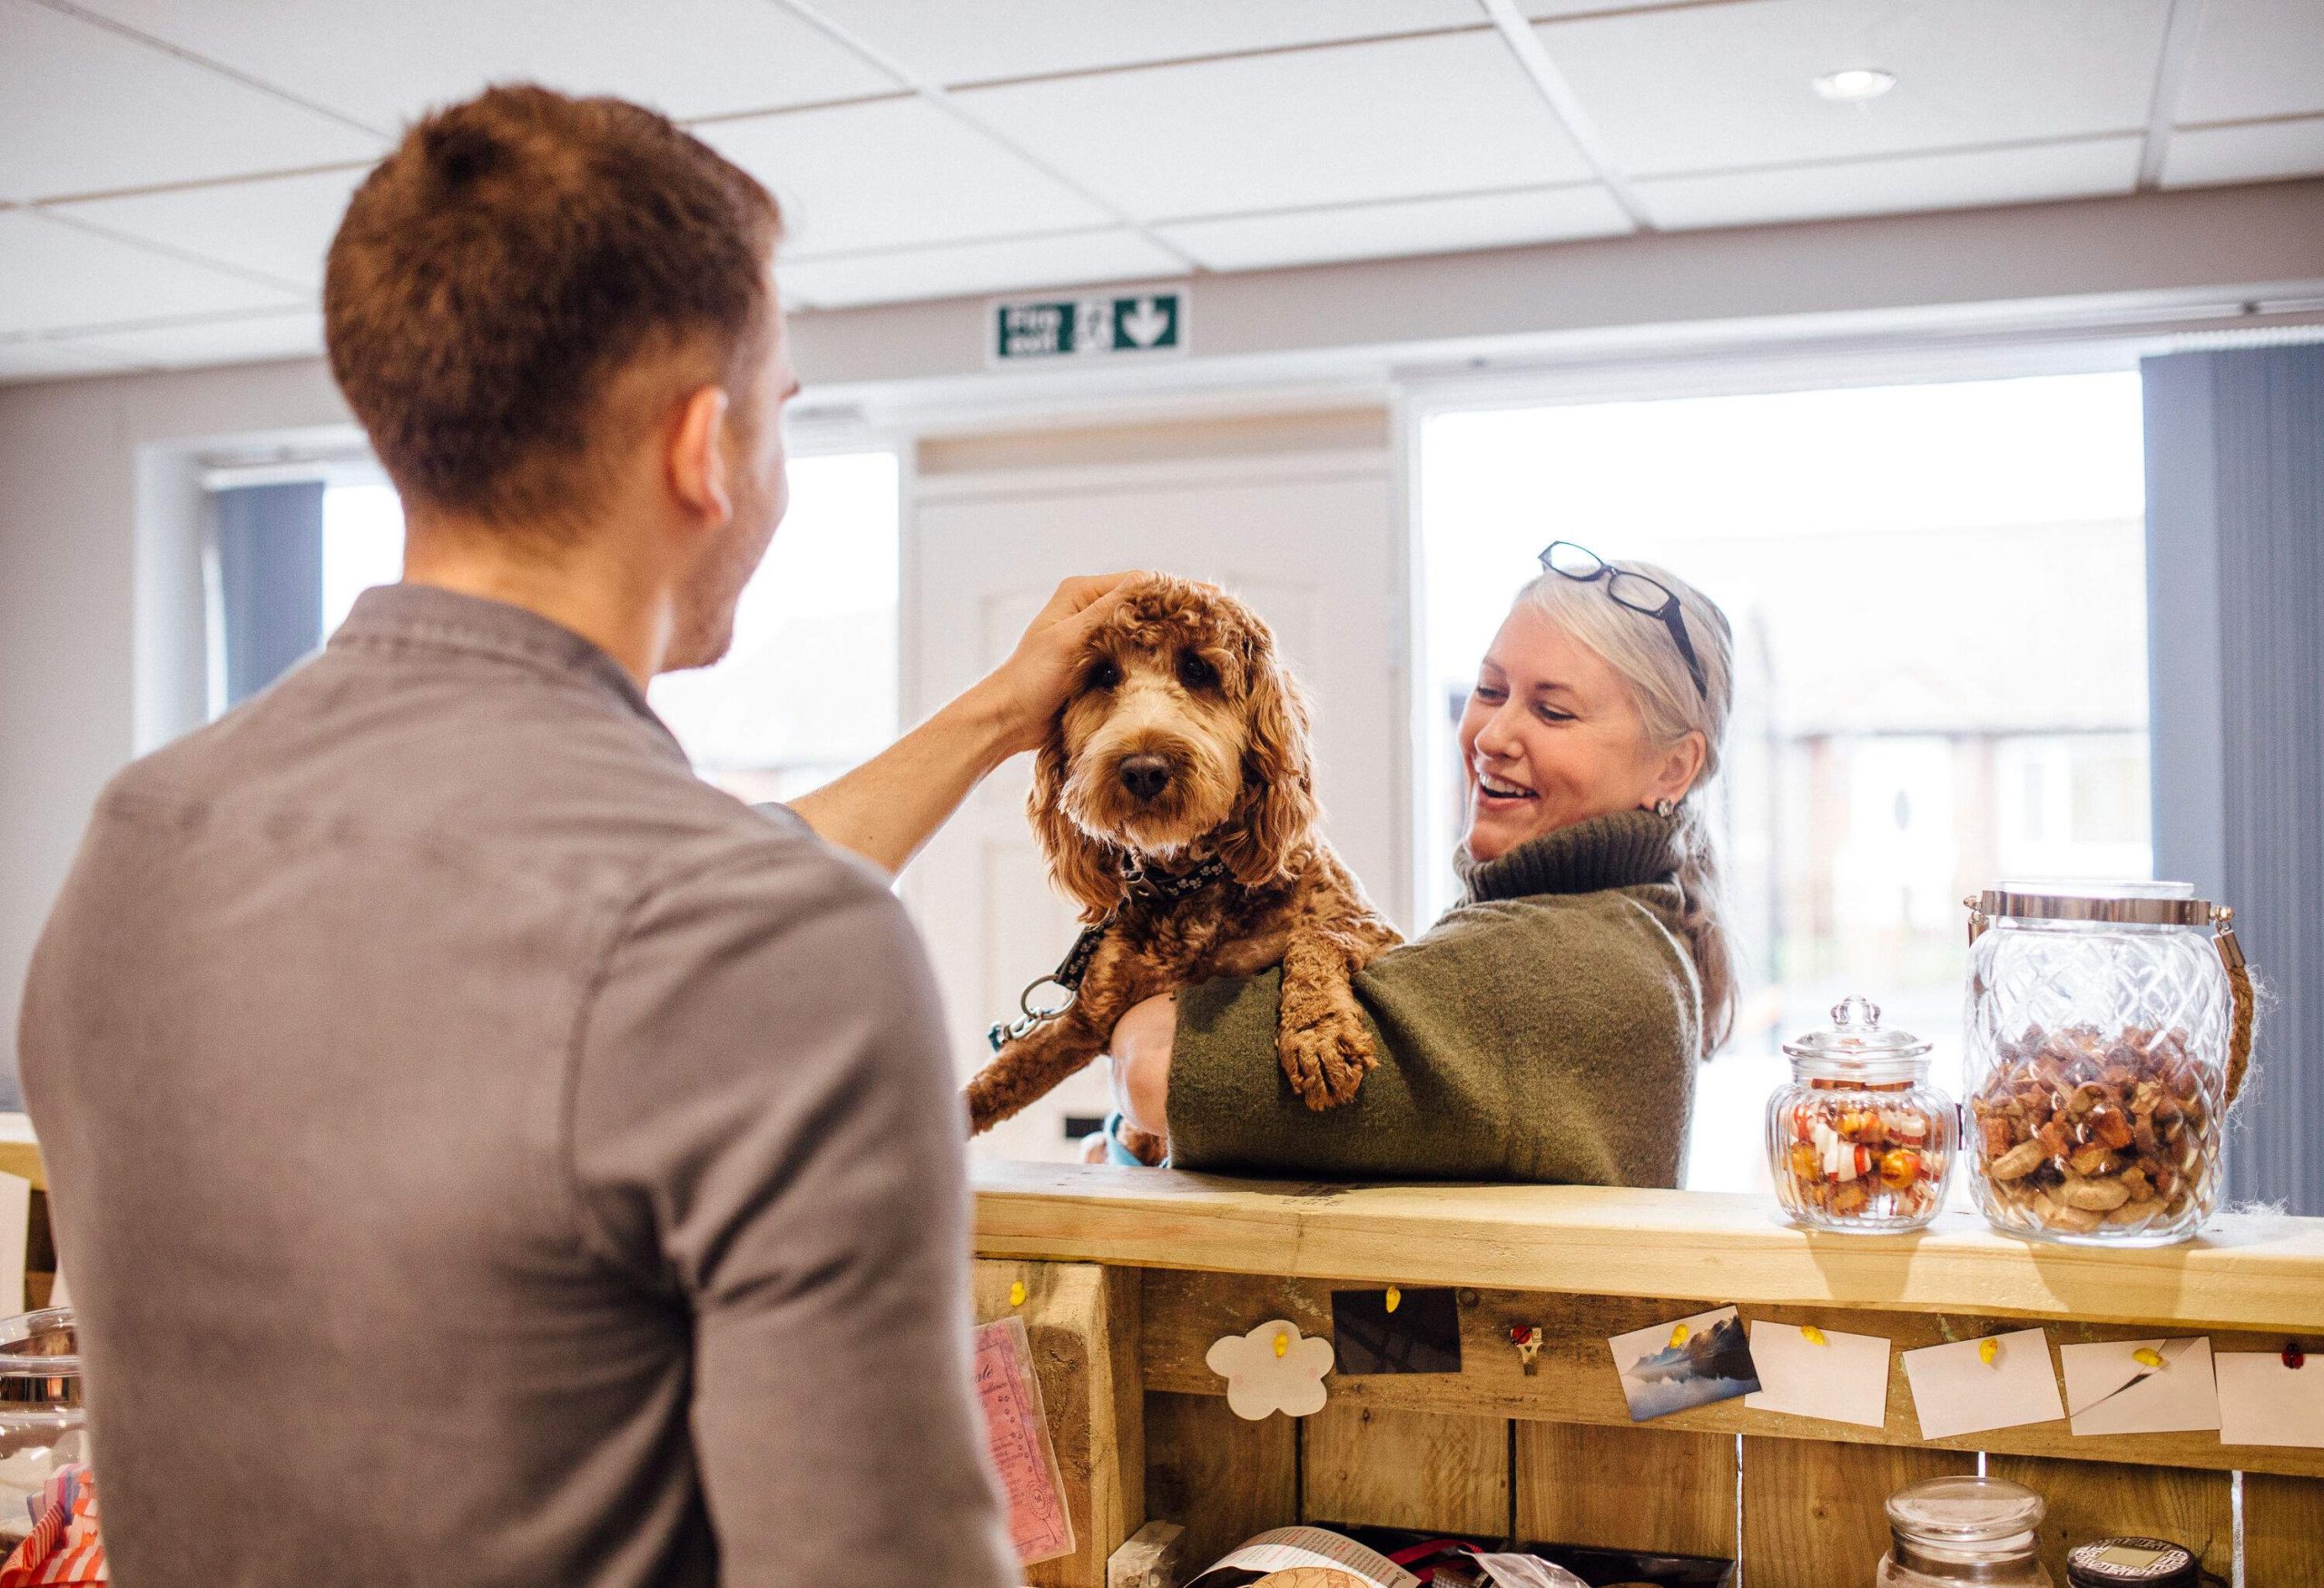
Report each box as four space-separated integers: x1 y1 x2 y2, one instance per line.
1177 653 1218 691
1088 657 1122 690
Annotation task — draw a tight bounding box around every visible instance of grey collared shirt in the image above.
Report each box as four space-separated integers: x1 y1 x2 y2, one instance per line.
19 585 1014 1588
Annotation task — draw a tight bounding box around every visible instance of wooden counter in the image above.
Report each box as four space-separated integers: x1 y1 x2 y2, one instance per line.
970 1163 2324 1588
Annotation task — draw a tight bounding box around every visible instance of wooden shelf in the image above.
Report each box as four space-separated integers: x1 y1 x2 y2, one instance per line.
972 1161 2324 1333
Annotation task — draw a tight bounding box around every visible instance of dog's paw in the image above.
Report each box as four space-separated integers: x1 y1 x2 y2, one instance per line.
1279 1007 1376 1111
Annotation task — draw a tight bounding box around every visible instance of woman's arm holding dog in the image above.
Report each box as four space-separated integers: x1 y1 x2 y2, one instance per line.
789 574 1138 873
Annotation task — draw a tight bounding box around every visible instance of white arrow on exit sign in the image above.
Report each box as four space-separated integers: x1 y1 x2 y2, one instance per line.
989 287 1188 366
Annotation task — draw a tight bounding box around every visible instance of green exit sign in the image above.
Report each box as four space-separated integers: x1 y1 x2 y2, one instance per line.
990 290 1186 364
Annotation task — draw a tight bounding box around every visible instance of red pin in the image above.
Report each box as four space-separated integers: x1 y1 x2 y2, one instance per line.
2285 1344 2306 1370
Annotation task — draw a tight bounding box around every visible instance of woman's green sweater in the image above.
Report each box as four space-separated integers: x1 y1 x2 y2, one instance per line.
1167 809 1702 1187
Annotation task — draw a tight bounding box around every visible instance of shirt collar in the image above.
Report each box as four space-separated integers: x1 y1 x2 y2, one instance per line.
330 583 683 756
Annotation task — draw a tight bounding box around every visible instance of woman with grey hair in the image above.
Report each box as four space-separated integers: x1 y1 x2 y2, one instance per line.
1101 541 1737 1186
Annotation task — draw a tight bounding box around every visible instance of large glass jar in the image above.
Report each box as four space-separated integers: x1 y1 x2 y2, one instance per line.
1964 883 2252 1247
1877 1475 2053 1587
0 1308 84 1548
1767 996 1954 1234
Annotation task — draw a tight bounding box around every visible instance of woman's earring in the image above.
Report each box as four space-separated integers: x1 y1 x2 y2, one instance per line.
1654 798 1677 819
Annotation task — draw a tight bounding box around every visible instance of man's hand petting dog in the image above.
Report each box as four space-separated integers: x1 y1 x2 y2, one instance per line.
963 574 1400 1153
976 573 1145 757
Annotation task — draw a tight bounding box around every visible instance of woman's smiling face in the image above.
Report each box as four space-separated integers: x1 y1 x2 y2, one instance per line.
1457 598 1699 864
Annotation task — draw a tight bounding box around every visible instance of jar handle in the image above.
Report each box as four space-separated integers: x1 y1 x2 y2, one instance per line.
2213 906 2252 1110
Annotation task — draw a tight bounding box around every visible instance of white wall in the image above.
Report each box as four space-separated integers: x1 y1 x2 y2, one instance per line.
0 358 353 1099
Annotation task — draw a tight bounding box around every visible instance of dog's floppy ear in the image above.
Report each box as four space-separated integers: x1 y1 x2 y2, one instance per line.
1029 730 1120 920
1217 629 1318 889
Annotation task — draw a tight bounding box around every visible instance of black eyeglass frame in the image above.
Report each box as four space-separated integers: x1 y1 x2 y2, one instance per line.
1537 540 1709 700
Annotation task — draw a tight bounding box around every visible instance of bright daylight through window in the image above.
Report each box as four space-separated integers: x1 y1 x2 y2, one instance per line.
1417 371 2150 1192
313 451 901 801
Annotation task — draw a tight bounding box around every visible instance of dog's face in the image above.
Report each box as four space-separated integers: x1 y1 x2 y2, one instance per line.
1032 576 1315 912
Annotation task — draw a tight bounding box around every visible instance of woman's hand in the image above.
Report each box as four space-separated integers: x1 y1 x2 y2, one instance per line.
1108 992 1177 1139
971 573 1143 757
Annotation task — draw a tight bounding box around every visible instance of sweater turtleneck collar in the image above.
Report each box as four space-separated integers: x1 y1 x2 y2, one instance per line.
1454 807 1681 904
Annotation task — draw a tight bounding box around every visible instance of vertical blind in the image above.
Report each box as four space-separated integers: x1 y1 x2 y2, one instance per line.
2144 343 2324 1216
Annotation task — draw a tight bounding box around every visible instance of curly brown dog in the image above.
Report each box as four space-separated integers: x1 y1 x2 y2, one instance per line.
963 574 1399 1159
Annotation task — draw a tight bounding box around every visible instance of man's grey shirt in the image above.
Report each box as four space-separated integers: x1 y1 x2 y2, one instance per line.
19 585 1016 1587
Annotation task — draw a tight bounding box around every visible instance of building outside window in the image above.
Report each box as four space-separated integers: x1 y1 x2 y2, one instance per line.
1416 370 2151 1192
213 449 902 804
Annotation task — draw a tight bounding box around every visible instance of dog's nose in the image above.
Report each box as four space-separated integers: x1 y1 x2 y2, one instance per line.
1118 755 1173 803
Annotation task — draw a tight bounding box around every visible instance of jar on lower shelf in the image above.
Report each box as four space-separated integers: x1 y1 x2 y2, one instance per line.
1878 1475 2053 1587
1768 996 1954 1234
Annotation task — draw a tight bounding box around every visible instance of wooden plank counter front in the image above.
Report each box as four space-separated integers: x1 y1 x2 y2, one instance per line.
970 1162 2324 1588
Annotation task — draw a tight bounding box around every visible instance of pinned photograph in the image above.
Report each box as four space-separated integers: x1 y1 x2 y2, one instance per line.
1608 1306 1760 1421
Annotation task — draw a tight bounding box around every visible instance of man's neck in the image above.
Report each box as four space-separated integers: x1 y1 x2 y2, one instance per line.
400 523 675 686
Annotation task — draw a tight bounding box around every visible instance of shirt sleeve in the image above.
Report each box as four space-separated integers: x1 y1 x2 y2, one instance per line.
569 838 1016 1588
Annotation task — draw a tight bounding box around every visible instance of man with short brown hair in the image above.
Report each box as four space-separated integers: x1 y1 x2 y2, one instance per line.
21 85 1121 1586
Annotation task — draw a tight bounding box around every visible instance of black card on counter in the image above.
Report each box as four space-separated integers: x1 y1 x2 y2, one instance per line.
1331 1287 1462 1375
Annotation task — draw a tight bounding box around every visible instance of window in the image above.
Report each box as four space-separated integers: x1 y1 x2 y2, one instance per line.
210 450 901 804
1416 371 2150 1192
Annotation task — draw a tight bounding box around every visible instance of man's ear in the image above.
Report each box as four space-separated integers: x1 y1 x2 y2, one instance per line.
668 384 733 528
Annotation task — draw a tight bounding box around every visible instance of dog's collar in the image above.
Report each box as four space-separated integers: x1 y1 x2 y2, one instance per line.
987 853 1231 1052
1118 853 1230 902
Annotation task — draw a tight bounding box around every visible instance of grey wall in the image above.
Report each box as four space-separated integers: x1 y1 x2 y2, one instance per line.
2145 343 2324 1216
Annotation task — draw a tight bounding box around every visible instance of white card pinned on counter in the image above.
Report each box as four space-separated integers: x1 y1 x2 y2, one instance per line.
0 1174 25 1319
1744 1321 1891 1428
1902 1329 2064 1441
2061 1337 2219 1437
2216 1353 2324 1449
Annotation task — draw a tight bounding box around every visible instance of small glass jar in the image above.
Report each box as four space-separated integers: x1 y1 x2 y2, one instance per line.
1964 882 2251 1247
1767 996 1954 1233
1878 1475 2054 1588
0 1308 85 1547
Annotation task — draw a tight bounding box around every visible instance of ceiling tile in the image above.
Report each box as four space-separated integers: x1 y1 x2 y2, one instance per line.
808 0 1485 85
64 309 325 370
68 0 901 130
780 229 1184 310
48 166 368 291
0 211 305 338
2162 115 2324 188
960 31 1596 221
0 338 142 383
1638 137 2142 231
1540 0 2172 177
1519 0 1695 13
2174 0 2324 125
698 98 1114 258
0 0 382 202
1158 183 1630 271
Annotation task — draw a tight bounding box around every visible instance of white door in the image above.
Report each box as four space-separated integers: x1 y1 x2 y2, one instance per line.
901 445 1408 1162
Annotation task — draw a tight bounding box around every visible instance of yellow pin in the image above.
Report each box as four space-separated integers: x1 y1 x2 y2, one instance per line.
1670 1323 1690 1349
1979 1338 2001 1366
1274 1330 1292 1359
1009 1281 1026 1308
2132 1347 2165 1370
1386 1287 1402 1314
1801 1326 1827 1347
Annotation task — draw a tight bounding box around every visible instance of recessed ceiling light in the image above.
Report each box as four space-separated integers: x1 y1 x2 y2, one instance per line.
1814 66 1897 102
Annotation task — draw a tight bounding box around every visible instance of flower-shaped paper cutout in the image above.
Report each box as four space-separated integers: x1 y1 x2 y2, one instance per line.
1206 1318 1334 1421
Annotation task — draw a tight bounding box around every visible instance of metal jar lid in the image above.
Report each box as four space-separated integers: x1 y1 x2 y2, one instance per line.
2065 1536 2200 1587
1783 994 1933 1069
1972 879 2213 928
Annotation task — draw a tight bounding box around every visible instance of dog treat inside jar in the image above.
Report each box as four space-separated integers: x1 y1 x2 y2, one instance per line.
1767 995 1954 1234
1964 883 2252 1247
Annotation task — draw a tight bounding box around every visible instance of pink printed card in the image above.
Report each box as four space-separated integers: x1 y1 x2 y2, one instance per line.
974 1316 1077 1565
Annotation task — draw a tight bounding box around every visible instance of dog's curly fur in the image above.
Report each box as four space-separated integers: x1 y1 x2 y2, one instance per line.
963 575 1399 1157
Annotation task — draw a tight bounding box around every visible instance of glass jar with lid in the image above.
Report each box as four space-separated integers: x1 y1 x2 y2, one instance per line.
1964 883 2252 1246
0 1308 84 1550
1878 1475 2053 1588
1767 995 1954 1234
